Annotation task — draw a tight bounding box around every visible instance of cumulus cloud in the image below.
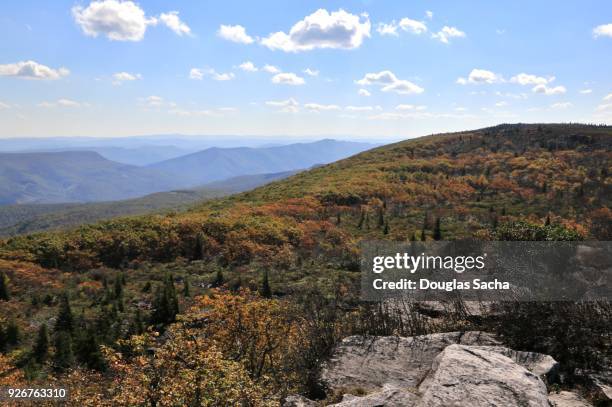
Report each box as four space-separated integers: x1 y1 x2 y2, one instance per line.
304 103 340 112
356 70 424 95
303 68 319 76
532 84 566 95
262 64 280 74
456 69 503 85
510 73 552 86
579 89 592 94
271 72 305 85
593 23 612 38
217 24 254 44
261 9 371 52
358 88 371 97
604 93 612 101
159 11 191 36
112 71 141 84
495 101 508 107
265 97 299 113
345 105 375 111
432 26 465 43
395 104 427 111
72 1 191 41
596 103 612 111
144 95 165 107
190 68 234 81
39 98 83 108
377 17 427 36
425 11 433 20
239 61 258 72
550 102 572 109
0 60 69 80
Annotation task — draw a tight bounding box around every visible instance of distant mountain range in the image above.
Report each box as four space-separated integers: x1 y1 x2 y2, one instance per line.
148 139 376 186
0 170 298 236
0 139 376 204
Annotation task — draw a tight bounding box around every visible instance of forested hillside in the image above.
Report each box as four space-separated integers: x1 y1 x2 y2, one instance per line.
0 124 610 405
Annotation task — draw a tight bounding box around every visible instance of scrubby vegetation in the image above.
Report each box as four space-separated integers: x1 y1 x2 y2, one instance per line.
0 124 610 405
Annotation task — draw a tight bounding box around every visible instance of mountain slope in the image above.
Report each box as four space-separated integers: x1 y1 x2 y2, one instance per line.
2 124 610 270
0 151 178 204
148 139 376 186
0 170 298 236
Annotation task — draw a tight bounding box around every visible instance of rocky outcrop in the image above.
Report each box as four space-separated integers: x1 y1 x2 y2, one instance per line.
284 331 566 407
320 331 500 392
548 391 593 407
417 345 550 406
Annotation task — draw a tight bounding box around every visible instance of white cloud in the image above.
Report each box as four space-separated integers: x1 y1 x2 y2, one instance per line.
432 26 465 43
579 89 593 94
356 70 424 95
399 18 427 34
159 11 191 36
510 73 551 86
217 24 254 44
190 68 234 81
261 9 371 52
532 84 566 95
265 97 299 113
456 69 502 85
303 68 319 76
376 22 398 36
377 17 427 36
72 0 157 41
0 101 10 109
395 104 427 111
596 103 612 111
346 105 374 111
304 103 340 112
358 88 371 97
495 101 508 107
593 23 612 38
550 102 572 109
169 108 214 117
262 64 280 74
0 60 69 80
144 95 164 107
271 72 305 85
112 72 141 83
39 98 82 108
603 93 612 101
239 61 258 72
426 11 433 20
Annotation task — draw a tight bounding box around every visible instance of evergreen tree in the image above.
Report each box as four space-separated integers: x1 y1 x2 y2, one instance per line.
183 278 190 297
336 211 341 225
194 233 204 260
0 272 9 301
142 281 152 292
212 268 224 288
410 232 417 242
33 324 49 364
0 325 6 353
6 319 19 346
114 274 123 298
53 331 74 371
150 274 179 326
55 293 73 333
433 217 442 241
357 209 365 229
377 207 385 228
383 221 389 235
545 214 551 226
75 327 105 371
130 309 144 335
260 270 272 298
420 228 426 241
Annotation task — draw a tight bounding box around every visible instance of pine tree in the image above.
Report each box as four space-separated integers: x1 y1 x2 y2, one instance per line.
410 232 417 242
260 270 272 298
75 327 105 371
377 207 385 228
0 272 9 301
433 217 442 241
53 331 74 371
33 324 49 364
336 211 341 225
114 274 123 299
383 221 389 235
357 209 365 229
420 228 426 241
183 278 191 297
212 268 224 288
130 309 144 335
545 214 551 226
194 233 204 260
55 293 73 333
6 319 19 346
0 325 6 353
150 274 179 326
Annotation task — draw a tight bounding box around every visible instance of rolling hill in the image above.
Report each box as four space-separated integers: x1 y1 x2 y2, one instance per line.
0 170 298 236
148 139 377 186
0 151 177 204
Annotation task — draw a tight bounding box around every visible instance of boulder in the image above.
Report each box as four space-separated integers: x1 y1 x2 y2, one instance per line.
468 345 559 382
417 344 550 407
331 384 418 406
320 331 500 393
548 390 593 407
282 394 318 407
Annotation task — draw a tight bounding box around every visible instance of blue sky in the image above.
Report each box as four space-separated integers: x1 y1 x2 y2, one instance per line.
1 0 611 139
